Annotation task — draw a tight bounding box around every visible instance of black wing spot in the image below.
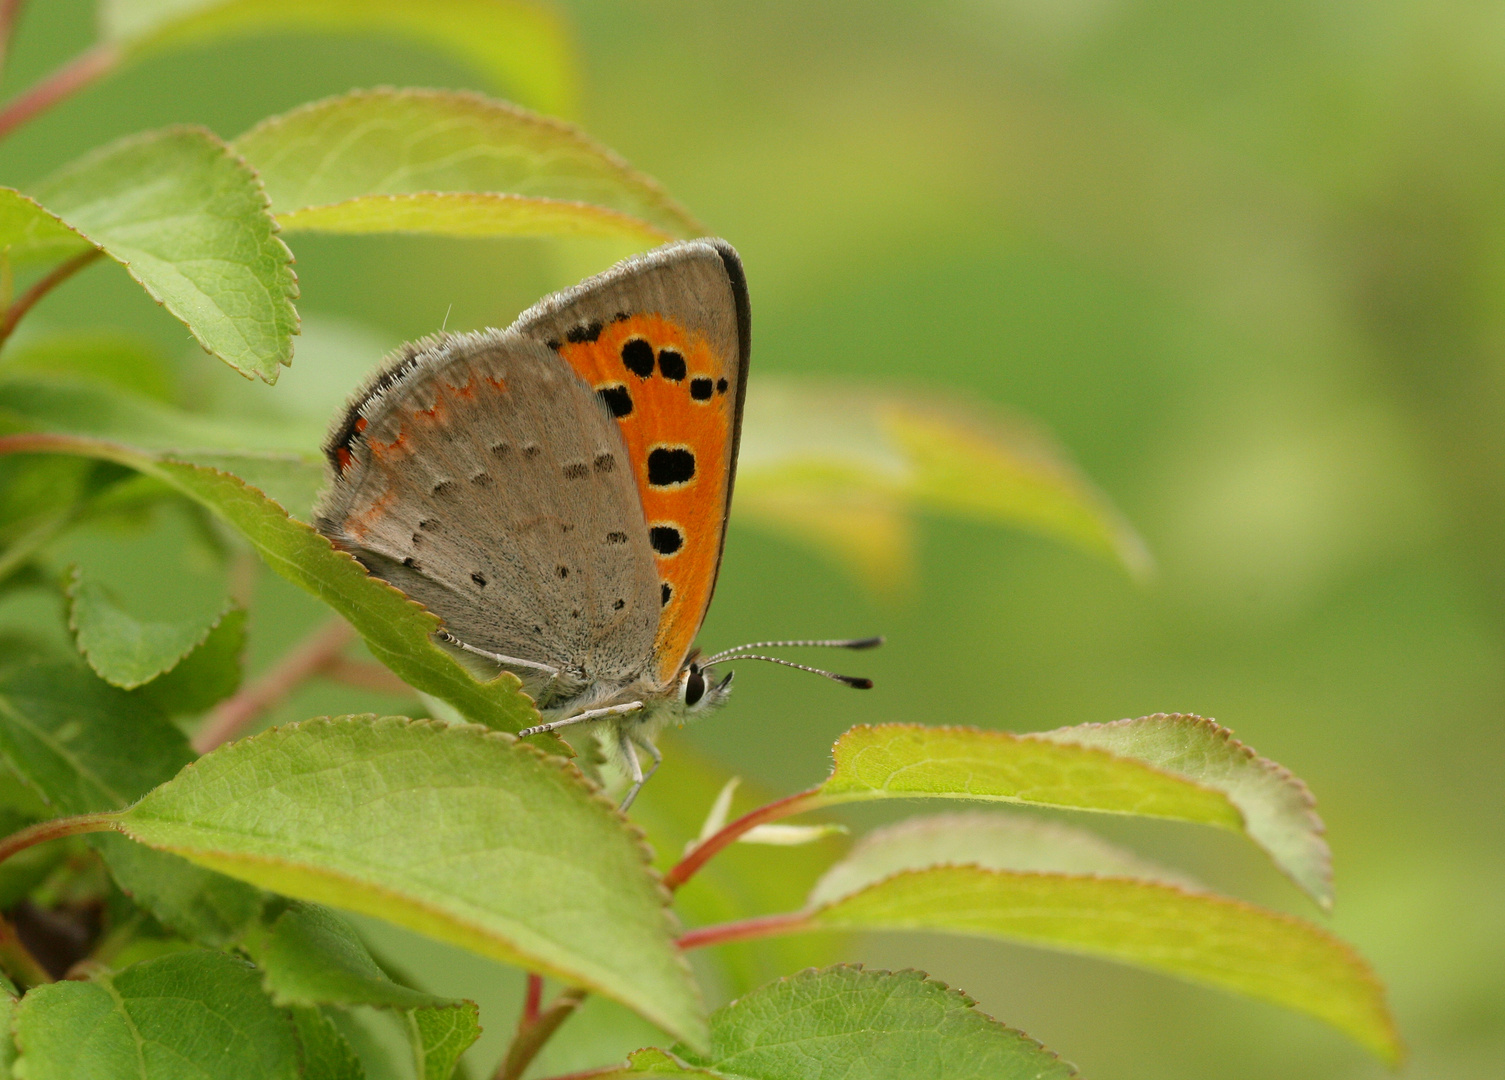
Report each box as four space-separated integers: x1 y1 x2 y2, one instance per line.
471 571 487 587
469 471 492 487
490 441 510 458
661 582 673 606
523 444 541 459
556 565 569 579
716 377 729 394
658 349 686 381
411 532 422 545
431 479 455 496
613 598 625 610
566 321 603 343
419 518 439 531
606 531 628 544
403 556 419 568
597 384 633 417
593 452 616 474
647 447 695 487
613 311 631 323
545 339 561 352
562 462 588 480
691 377 714 400
559 522 574 533
571 609 580 618
621 338 655 378
649 525 684 555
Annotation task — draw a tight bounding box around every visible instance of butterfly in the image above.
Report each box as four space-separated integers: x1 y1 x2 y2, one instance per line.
316 239 877 807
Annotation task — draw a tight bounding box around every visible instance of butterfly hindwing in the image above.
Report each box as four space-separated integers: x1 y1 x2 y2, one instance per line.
316 332 661 689
513 240 751 684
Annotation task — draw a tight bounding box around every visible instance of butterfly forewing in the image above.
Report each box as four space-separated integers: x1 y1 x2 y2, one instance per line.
316 333 661 688
514 240 751 684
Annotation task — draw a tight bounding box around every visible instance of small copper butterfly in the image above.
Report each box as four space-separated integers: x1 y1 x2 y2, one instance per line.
316 240 878 806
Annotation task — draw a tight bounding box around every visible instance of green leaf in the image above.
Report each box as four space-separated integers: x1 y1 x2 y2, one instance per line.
247 902 479 1080
91 834 263 947
25 127 299 382
288 1006 366 1080
66 567 230 689
818 723 1244 826
102 0 577 115
109 716 707 1049
0 968 17 1079
592 967 1077 1080
803 868 1400 1064
12 949 300 1080
133 606 246 715
0 661 191 814
1037 713 1332 908
0 191 90 267
234 89 701 242
737 380 1152 589
809 810 1201 908
1 436 537 732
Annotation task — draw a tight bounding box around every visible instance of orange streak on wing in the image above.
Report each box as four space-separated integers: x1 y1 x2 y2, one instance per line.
559 314 734 683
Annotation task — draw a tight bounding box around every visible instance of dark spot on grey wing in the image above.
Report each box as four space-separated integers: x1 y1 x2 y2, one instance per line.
658 349 686 381
690 377 714 400
523 444 541 459
606 531 628 544
419 518 439 531
647 447 695 487
566 321 603 343
562 462 588 480
533 625 542 634
431 479 455 496
469 471 492 487
411 532 422 545
559 522 574 533
489 441 510 459
557 565 569 579
546 339 561 352
621 339 655 378
403 556 419 568
717 377 728 394
571 609 580 618
597 385 633 417
471 571 487 587
661 582 672 606
613 311 630 322
613 598 625 610
593 452 616 473
649 525 684 555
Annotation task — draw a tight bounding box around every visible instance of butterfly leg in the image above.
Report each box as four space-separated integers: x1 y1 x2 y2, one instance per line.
518 700 643 738
616 726 659 811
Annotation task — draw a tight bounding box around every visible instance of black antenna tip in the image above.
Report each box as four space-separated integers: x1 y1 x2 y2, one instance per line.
845 637 884 650
839 675 874 689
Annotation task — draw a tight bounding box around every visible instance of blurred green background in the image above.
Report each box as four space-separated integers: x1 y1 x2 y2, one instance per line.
4 1 1503 1077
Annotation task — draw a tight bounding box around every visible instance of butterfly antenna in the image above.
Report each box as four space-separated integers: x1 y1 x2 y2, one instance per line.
703 636 883 665
716 654 873 689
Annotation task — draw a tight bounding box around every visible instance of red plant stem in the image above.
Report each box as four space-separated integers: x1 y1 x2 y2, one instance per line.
322 655 414 696
0 248 104 349
522 972 543 1024
0 812 117 868
495 986 587 1080
0 42 119 142
662 787 827 892
0 0 27 73
192 618 356 754
676 910 812 952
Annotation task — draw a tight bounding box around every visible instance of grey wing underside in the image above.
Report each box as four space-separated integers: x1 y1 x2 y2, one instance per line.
315 331 660 689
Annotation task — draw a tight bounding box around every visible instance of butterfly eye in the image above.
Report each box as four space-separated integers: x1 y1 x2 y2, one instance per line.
683 667 707 708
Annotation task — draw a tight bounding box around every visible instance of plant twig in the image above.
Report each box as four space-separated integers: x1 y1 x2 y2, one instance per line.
192 618 356 754
677 910 811 952
0 913 52 988
0 248 104 350
662 788 826 892
495 986 587 1080
0 813 116 869
522 972 543 1024
0 42 119 142
322 655 415 696
0 0 26 75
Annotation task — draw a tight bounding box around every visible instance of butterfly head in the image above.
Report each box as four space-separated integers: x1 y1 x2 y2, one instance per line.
678 655 734 715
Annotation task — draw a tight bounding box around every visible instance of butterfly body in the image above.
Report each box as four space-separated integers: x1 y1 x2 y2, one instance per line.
316 241 749 798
